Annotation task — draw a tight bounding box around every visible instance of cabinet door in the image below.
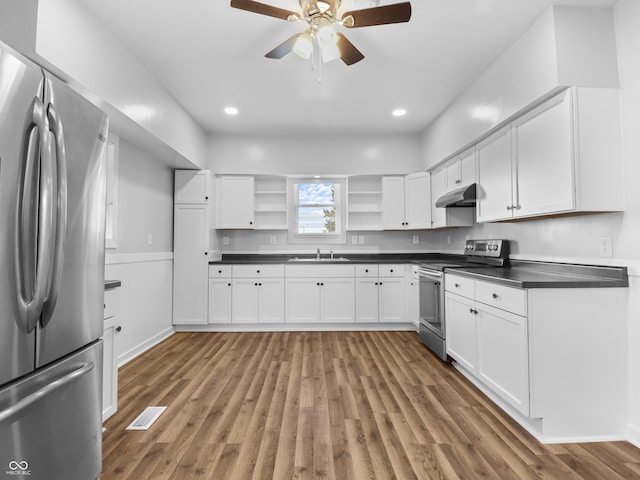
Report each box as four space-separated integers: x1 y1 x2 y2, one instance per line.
285 279 320 323
382 176 406 229
514 91 574 218
445 292 477 374
217 176 255 229
259 278 285 323
208 279 232 324
476 127 514 223
173 204 209 325
175 170 210 204
379 277 405 323
321 278 355 323
476 303 530 416
459 148 476 189
232 279 260 323
102 321 117 421
355 278 379 323
430 168 446 228
404 172 432 229
444 158 460 192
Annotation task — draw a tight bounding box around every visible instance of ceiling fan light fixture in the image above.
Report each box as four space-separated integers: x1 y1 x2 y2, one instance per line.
293 32 313 59
321 43 341 63
317 1 331 13
317 25 338 48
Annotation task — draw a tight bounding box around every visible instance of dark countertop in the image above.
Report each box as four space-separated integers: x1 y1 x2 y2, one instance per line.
104 280 122 290
211 255 628 289
448 260 628 288
210 253 466 265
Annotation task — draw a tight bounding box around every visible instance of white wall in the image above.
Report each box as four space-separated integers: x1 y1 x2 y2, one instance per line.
105 138 175 364
209 133 423 175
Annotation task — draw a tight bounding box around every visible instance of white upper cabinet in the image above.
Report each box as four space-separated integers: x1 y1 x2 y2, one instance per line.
444 148 476 193
431 168 474 229
216 176 255 229
175 170 210 204
382 173 431 230
476 87 624 223
476 127 514 223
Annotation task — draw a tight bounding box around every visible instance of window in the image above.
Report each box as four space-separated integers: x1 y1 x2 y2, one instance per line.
105 134 119 249
288 177 346 244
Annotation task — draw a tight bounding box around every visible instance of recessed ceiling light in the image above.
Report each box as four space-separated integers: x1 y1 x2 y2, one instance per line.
224 106 239 116
392 108 407 117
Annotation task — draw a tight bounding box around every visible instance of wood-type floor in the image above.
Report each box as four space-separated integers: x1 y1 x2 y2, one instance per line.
101 331 640 479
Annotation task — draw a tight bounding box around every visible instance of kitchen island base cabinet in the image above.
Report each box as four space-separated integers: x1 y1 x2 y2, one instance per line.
445 272 628 443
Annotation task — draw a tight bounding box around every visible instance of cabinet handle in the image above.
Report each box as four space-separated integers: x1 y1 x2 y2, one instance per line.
506 205 513 211
257 270 260 274
249 221 253 225
115 326 122 333
218 270 222 274
365 269 369 273
259 283 262 286
317 282 320 286
254 283 258 286
228 283 231 287
455 283 460 288
205 196 209 200
390 269 394 273
204 252 208 255
515 205 521 210
469 308 474 314
492 293 498 299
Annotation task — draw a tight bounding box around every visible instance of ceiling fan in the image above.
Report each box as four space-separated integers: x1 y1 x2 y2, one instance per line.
230 0 412 66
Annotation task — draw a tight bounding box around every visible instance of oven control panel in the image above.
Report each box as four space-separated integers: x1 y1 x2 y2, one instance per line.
464 239 509 258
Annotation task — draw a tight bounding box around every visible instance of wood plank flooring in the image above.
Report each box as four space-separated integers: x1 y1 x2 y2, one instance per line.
101 331 640 479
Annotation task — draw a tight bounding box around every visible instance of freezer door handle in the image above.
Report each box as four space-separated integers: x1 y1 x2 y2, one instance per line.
41 103 68 328
15 97 55 333
0 362 94 429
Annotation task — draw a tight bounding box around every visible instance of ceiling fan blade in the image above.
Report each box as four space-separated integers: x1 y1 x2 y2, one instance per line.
265 35 298 59
336 33 365 66
230 0 300 21
341 2 412 28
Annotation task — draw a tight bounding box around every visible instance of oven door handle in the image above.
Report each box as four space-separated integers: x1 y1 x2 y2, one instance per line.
418 269 443 280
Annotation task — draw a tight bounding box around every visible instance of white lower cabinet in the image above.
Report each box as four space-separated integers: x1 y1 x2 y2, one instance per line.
445 274 530 416
103 286 121 422
232 277 284 323
355 264 405 323
285 277 355 323
208 278 232 324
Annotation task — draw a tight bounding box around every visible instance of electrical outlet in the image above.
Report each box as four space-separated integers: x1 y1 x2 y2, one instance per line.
447 235 451 245
358 235 365 245
147 233 153 246
223 236 229 246
270 235 277 245
351 235 358 245
412 235 419 245
599 236 613 257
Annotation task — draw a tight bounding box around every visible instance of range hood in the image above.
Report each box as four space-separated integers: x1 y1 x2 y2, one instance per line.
435 183 476 208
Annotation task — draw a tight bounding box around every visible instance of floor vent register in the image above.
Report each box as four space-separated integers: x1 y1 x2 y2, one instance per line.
126 406 167 431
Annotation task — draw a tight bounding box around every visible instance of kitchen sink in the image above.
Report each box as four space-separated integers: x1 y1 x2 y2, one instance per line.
288 257 351 262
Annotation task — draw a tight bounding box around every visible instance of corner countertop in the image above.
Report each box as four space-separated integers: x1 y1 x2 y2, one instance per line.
448 260 628 289
209 253 466 265
104 280 122 290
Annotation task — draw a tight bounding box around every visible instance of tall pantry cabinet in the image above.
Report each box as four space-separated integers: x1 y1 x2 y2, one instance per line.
173 170 211 325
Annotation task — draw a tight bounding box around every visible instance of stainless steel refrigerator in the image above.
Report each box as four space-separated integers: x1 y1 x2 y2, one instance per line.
0 41 108 480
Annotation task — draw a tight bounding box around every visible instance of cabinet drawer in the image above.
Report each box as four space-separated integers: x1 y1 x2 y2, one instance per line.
209 265 232 278
379 264 404 277
445 274 475 298
355 264 379 277
233 264 284 278
476 281 526 316
285 264 355 278
104 288 121 320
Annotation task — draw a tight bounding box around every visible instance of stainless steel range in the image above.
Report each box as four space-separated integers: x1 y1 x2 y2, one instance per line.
417 239 509 360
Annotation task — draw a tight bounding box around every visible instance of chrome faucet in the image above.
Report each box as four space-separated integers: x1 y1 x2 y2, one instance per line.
316 248 321 260
330 250 334 260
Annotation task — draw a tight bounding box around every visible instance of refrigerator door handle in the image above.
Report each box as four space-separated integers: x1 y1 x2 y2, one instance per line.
0 362 94 429
15 97 55 333
41 103 68 328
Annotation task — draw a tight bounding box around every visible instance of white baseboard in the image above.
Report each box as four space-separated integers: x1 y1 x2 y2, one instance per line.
628 424 640 448
117 327 175 367
173 323 417 333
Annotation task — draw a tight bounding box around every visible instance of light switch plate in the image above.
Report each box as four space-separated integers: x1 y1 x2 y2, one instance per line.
599 236 613 257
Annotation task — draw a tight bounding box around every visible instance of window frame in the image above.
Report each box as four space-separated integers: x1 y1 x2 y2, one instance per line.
287 177 346 245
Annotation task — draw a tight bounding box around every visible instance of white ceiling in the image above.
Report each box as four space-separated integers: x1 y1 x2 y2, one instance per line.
79 0 618 136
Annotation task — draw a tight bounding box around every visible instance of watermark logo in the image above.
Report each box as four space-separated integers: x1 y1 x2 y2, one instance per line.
5 461 31 476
